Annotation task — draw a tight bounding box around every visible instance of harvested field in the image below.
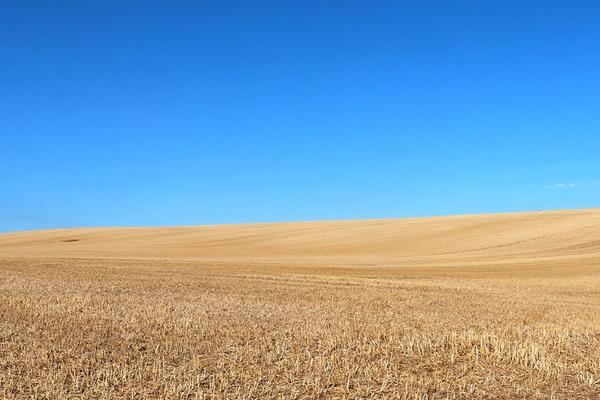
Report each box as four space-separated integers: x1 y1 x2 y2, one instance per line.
1 209 600 399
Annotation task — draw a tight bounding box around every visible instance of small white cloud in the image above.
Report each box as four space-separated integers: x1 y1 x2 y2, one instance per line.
545 180 600 190
545 183 576 189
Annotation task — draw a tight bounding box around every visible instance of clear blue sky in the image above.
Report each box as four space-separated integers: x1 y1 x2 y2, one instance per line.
1 1 599 232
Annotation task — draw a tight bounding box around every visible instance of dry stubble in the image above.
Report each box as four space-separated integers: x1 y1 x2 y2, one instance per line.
1 209 600 399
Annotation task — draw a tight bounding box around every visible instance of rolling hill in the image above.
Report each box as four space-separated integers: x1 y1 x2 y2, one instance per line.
2 208 600 265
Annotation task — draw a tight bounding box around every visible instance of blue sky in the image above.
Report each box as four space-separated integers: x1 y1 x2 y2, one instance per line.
1 1 599 232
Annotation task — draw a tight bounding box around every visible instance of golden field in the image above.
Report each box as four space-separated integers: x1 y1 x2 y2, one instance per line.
2 209 600 399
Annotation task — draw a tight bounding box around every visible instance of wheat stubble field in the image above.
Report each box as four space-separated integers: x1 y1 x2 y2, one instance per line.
2 209 600 399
